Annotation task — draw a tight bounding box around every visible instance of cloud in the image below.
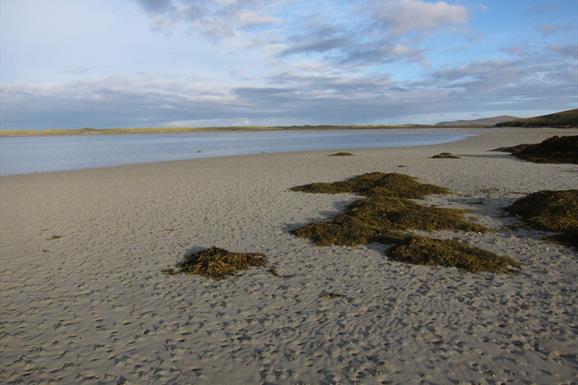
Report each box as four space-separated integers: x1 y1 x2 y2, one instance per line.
135 0 469 37
281 35 351 57
133 0 469 67
536 23 573 37
537 23 561 36
276 0 469 67
2 0 575 130
420 52 577 104
278 23 427 65
476 3 488 13
3 48 575 130
529 1 560 14
338 43 427 65
372 0 468 35
133 0 280 38
426 60 527 87
500 46 527 57
137 0 172 13
237 10 280 27
547 44 578 59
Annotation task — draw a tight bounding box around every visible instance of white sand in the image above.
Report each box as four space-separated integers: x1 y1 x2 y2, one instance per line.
1 127 577 385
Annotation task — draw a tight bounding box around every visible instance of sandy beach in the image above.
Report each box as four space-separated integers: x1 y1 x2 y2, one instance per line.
1 127 577 385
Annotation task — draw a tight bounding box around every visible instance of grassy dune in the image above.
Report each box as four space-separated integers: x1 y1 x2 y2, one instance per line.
0 124 483 137
0 125 428 136
495 108 578 128
2 108 575 136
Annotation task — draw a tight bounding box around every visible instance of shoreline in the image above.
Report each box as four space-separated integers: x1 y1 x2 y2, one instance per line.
1 127 577 385
0 126 571 177
0 125 491 137
0 128 479 177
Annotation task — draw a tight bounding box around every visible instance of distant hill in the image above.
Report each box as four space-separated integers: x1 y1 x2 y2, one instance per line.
436 115 519 126
495 109 578 128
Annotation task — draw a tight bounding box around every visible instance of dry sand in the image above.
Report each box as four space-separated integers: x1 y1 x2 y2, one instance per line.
1 127 577 385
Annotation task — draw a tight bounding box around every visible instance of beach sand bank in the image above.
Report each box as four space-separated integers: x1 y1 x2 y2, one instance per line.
1 127 577 385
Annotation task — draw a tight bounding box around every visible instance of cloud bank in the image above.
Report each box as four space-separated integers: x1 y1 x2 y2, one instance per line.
1 0 576 129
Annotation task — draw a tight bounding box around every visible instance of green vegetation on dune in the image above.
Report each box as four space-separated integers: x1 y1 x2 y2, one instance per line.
0 124 449 137
1 127 285 136
3 109 576 136
436 115 519 126
495 135 578 164
495 108 578 128
506 190 578 249
290 172 513 273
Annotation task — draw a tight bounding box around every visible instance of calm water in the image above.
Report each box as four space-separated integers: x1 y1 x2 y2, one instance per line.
0 129 476 175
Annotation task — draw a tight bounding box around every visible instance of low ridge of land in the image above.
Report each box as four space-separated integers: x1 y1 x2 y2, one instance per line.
436 115 519 126
495 108 578 128
2 109 576 136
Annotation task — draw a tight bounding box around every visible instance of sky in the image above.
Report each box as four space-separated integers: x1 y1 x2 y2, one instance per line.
1 0 577 129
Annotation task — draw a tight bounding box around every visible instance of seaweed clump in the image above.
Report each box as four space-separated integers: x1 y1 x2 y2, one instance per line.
291 173 485 247
506 190 578 249
294 193 486 247
329 152 353 156
290 173 510 273
549 230 578 249
290 172 449 197
494 135 578 164
168 247 267 279
319 291 347 300
387 237 517 273
431 152 461 159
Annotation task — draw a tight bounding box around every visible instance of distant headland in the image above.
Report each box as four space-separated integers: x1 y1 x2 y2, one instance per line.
1 108 576 136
